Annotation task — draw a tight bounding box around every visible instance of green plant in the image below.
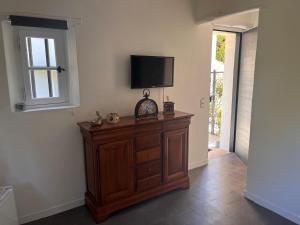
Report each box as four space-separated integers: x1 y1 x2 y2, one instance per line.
216 35 226 63
209 34 225 135
215 75 223 135
216 108 222 134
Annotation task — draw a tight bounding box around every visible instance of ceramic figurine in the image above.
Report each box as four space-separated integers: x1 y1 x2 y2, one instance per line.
106 113 120 124
91 111 103 126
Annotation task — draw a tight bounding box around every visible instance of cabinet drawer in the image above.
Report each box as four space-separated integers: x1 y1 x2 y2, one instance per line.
135 123 162 134
137 160 161 179
163 118 191 131
136 147 161 164
137 174 161 192
93 127 134 144
135 133 161 151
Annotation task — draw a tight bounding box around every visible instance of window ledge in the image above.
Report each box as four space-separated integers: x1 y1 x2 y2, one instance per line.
20 104 79 113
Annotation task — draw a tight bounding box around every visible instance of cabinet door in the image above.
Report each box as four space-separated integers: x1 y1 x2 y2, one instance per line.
99 139 134 203
163 128 188 183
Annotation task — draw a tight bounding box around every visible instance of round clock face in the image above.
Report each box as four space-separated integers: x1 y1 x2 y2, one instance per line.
138 99 157 115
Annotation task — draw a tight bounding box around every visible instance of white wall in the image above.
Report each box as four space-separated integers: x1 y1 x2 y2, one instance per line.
246 1 300 223
195 0 300 223
0 0 212 223
192 0 263 23
213 10 259 31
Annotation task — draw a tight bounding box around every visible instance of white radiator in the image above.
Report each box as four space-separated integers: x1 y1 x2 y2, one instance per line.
0 187 19 225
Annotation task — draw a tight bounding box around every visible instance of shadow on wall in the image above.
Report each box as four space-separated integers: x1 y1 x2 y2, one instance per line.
0 147 47 217
190 0 202 23
14 183 46 219
0 155 8 186
190 0 263 23
0 27 11 112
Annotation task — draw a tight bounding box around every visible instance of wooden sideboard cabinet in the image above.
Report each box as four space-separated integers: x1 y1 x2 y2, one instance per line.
78 111 193 223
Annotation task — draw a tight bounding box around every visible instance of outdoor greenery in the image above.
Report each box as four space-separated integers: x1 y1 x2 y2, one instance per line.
215 75 223 132
216 35 226 63
209 34 225 136
209 73 224 136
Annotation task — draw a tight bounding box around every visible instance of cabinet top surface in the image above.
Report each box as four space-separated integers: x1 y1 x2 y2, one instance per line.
78 111 193 132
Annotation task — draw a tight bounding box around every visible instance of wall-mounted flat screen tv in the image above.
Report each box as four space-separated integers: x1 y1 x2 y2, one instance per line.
131 55 174 89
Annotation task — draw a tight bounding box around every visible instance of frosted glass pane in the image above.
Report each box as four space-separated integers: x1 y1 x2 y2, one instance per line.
48 39 57 67
32 70 50 98
29 38 47 67
50 70 59 97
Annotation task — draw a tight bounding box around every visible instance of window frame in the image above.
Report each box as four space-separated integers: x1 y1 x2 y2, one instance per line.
18 27 69 107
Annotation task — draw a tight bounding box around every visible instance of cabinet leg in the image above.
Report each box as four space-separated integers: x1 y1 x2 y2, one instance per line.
180 181 190 190
95 213 110 223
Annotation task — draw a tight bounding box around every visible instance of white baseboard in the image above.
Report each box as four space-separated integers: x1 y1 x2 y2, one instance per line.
19 161 207 224
245 191 300 225
20 198 84 224
189 159 208 170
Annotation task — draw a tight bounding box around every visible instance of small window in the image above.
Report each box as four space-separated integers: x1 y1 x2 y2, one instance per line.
19 28 68 106
1 17 80 112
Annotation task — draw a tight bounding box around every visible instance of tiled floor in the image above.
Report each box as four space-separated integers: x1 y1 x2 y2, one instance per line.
208 148 229 160
25 153 296 225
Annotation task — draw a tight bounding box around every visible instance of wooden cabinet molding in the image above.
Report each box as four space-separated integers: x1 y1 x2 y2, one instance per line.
78 111 193 223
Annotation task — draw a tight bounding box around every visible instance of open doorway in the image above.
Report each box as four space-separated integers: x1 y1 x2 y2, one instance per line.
208 9 259 162
208 31 240 159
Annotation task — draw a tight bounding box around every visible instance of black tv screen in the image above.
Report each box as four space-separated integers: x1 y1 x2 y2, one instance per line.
131 55 174 89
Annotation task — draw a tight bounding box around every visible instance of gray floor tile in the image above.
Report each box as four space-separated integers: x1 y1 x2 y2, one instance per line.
25 153 297 225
